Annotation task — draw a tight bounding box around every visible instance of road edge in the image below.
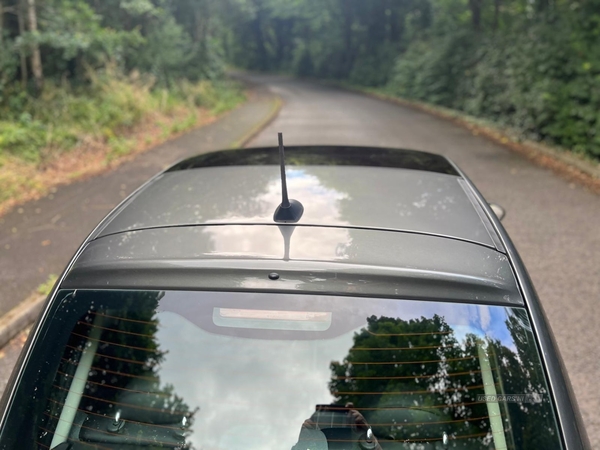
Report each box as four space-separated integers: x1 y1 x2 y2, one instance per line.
233 96 283 148
0 89 284 350
0 294 44 350
332 82 600 193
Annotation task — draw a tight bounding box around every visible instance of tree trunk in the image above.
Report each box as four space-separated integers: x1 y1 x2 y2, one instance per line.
388 3 402 45
251 3 268 71
193 5 204 43
0 1 3 46
27 0 43 91
17 0 28 87
493 0 501 30
469 0 482 31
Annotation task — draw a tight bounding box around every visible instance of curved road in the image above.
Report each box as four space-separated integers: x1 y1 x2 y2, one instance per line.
246 74 600 446
1 73 599 446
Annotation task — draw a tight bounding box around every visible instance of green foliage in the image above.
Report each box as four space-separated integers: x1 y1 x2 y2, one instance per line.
0 71 147 162
0 72 244 165
167 79 246 113
223 0 411 86
126 15 193 86
107 136 134 161
92 0 229 85
1 0 228 94
0 40 18 105
387 31 479 107
387 11 600 158
37 274 58 297
0 116 50 163
0 0 245 170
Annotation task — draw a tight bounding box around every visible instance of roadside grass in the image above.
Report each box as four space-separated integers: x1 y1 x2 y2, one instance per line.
37 274 58 297
0 71 245 214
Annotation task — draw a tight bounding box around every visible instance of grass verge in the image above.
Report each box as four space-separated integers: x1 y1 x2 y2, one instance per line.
0 72 246 216
37 274 58 297
231 96 283 149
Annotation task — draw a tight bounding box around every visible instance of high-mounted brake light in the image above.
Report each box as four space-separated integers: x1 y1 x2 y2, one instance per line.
213 307 332 331
218 308 331 322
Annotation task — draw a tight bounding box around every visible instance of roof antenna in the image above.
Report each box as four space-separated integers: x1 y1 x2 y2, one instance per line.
273 132 304 223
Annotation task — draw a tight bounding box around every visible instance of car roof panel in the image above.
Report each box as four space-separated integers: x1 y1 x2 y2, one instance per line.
95 164 496 248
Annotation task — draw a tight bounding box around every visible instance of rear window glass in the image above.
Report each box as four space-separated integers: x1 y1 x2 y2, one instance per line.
1 290 562 449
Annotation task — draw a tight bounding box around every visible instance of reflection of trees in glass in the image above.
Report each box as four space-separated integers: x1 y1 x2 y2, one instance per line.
329 312 561 449
329 315 491 447
42 291 197 449
485 310 561 449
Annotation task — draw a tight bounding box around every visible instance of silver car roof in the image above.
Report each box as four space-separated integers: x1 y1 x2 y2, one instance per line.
92 146 501 249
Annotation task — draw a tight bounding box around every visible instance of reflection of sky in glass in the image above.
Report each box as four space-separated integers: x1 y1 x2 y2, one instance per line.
100 165 495 247
202 169 352 260
152 292 521 450
214 168 350 224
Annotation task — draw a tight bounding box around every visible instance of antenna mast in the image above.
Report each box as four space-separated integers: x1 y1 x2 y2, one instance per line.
273 132 304 223
278 133 290 208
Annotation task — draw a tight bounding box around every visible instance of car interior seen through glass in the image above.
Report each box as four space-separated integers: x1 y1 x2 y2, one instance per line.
3 290 563 449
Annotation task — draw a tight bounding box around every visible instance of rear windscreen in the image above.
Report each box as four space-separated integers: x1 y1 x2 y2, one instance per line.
1 290 562 449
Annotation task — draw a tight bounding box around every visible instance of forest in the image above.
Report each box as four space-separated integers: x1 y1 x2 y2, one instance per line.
0 0 598 203
0 0 245 206
226 0 600 160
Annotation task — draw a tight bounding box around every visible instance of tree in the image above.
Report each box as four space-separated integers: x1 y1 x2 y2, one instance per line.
0 0 28 87
26 0 42 90
0 1 4 43
468 0 482 31
17 0 27 86
329 315 490 445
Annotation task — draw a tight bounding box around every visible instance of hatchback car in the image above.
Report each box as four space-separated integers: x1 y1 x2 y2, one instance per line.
0 142 590 449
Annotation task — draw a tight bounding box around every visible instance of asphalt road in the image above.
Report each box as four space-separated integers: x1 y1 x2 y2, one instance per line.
1 74 598 446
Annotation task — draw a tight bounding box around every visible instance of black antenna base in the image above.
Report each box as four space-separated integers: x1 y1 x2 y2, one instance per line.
274 199 304 223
